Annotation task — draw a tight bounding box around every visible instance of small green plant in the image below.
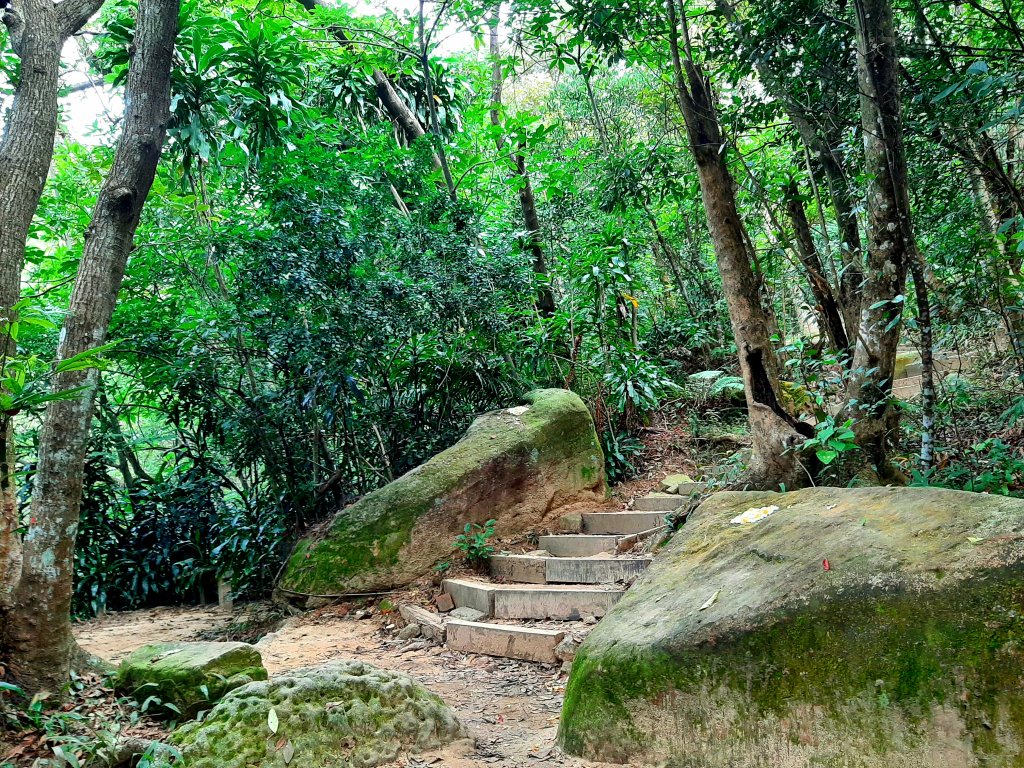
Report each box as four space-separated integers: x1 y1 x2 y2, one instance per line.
798 417 858 466
601 430 644 483
454 519 497 568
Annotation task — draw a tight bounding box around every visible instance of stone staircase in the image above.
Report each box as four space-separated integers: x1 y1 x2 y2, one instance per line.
400 477 706 665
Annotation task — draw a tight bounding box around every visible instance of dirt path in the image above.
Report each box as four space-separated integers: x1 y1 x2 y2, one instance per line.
74 606 628 768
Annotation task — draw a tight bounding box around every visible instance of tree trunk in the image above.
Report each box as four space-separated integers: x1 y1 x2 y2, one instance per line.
843 0 915 482
4 0 178 694
488 10 556 317
666 0 812 489
0 0 107 611
713 0 864 334
783 180 851 353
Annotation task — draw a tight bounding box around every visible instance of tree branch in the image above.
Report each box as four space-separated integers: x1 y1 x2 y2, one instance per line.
55 0 108 39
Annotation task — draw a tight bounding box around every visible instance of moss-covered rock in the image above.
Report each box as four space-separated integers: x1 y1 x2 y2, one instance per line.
560 486 1024 767
161 660 466 768
115 642 267 719
278 389 604 596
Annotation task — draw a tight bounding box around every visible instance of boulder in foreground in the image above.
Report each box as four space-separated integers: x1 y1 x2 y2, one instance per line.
162 660 466 767
115 642 267 719
278 389 604 596
560 486 1024 767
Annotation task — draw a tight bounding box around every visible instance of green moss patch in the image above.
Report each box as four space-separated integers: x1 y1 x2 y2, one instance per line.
114 642 267 720
160 660 466 768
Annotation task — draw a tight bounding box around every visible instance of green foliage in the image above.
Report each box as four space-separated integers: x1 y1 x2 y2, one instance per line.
798 418 858 466
10 0 1024 621
454 519 497 568
913 438 1024 497
601 430 644 484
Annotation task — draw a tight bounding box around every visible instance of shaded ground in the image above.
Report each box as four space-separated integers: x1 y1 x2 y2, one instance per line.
74 605 630 768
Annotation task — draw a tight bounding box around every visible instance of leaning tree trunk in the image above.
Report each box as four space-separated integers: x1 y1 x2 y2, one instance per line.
843 0 914 482
4 0 178 694
784 180 851 353
666 0 812 489
0 0 107 611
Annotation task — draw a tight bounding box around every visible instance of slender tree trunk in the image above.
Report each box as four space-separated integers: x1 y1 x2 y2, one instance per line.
783 181 851 353
488 10 555 317
0 0 107 611
844 0 915 482
4 0 178 694
666 0 812 489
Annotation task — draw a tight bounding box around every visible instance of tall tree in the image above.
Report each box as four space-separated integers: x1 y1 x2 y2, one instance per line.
0 0 108 610
842 0 919 480
3 0 179 693
665 0 812 489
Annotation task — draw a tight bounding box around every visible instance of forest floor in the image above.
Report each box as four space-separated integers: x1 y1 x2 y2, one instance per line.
74 604 627 768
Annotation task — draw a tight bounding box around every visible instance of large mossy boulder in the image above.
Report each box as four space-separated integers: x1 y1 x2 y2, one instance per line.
115 642 267 719
278 389 604 596
561 486 1024 767
162 660 466 767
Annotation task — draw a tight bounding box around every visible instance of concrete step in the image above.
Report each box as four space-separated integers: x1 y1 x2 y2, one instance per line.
442 578 624 620
491 554 652 584
537 534 620 557
582 511 665 535
445 619 564 663
632 492 685 512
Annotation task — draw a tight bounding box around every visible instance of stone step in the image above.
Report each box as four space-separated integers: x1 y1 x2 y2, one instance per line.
491 554 652 584
537 534 620 557
582 511 666 535
442 578 624 620
632 492 685 512
445 619 564 663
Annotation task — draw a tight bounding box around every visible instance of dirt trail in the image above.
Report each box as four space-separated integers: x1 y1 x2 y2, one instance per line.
74 606 629 768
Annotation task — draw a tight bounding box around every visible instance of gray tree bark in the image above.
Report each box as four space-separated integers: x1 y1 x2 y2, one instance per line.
3 0 179 694
0 0 107 611
843 0 918 481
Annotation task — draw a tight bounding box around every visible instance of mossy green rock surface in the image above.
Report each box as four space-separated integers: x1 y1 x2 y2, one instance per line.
560 486 1024 767
115 642 267 719
279 389 604 596
163 660 466 768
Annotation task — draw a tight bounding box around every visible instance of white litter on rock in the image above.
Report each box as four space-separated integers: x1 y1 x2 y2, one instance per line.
731 505 780 525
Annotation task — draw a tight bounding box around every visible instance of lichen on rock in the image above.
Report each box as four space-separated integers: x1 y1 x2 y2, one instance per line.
161 660 467 768
559 486 1024 767
277 388 605 597
114 642 267 720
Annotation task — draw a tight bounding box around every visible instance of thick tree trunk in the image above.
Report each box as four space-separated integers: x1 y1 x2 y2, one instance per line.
783 181 851 353
666 0 811 489
844 0 914 481
4 0 178 694
0 0 107 611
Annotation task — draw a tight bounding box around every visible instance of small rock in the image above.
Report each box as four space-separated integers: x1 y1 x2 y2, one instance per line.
449 607 486 622
660 474 694 492
435 593 455 613
398 624 422 640
582 615 598 626
354 608 372 620
560 660 573 676
554 637 580 662
558 513 584 534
